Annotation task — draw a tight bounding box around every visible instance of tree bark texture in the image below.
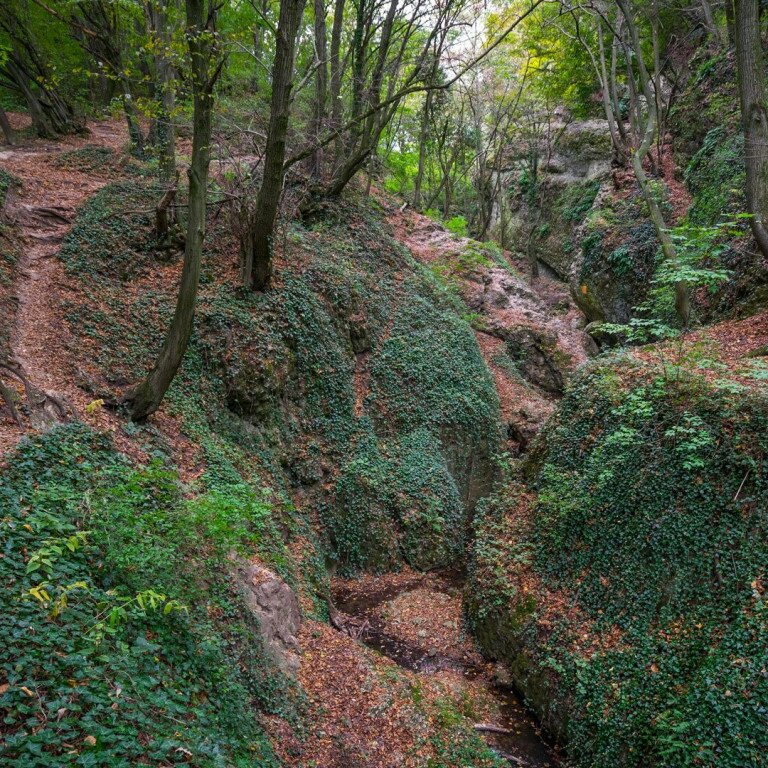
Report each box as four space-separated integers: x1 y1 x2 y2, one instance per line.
129 0 220 420
244 0 308 291
734 0 768 259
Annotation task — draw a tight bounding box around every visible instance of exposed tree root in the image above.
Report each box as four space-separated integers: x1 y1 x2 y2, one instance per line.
0 359 73 426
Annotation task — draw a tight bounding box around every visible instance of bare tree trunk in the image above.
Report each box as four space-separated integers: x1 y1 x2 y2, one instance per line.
145 0 176 182
329 0 345 158
610 24 629 144
311 0 328 178
244 0 308 291
0 106 15 145
413 88 433 208
156 170 180 243
7 59 55 138
700 0 724 45
6 56 80 139
128 0 220 421
0 2 88 137
725 0 736 46
597 20 627 159
734 0 768 259
119 73 147 157
252 0 268 90
348 0 368 153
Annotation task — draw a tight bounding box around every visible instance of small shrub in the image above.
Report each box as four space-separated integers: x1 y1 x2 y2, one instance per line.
445 215 468 237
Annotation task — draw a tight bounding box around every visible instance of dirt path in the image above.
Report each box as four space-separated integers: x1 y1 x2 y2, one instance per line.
0 119 140 457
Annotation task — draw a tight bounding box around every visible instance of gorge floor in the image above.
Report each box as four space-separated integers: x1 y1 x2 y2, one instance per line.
332 570 560 767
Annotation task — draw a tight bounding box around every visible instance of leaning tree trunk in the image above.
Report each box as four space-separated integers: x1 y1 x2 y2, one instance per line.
244 0 308 291
329 0 345 159
0 12 83 139
700 0 724 46
6 58 80 139
128 0 219 421
413 87 433 209
734 0 768 259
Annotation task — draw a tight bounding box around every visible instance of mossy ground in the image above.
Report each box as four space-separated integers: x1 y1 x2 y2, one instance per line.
0 424 291 767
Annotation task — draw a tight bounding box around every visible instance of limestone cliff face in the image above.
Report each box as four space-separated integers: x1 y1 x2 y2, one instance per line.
494 119 649 324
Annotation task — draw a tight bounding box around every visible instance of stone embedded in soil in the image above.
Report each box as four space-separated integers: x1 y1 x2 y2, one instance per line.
234 559 301 674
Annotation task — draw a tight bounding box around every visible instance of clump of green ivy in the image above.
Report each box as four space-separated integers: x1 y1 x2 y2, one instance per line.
424 695 508 768
669 49 740 170
368 291 498 438
576 192 659 323
330 427 465 572
59 180 166 280
55 145 117 172
685 127 746 227
0 424 291 767
469 359 768 768
680 127 767 318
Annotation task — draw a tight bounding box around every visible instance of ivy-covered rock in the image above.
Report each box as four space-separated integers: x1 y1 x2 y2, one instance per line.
59 181 501 576
572 191 659 324
468 358 768 767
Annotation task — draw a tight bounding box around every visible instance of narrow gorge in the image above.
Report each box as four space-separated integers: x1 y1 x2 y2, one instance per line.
2 3 768 767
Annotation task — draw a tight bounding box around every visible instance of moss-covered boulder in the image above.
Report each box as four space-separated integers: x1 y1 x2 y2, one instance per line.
572 208 658 323
549 120 613 180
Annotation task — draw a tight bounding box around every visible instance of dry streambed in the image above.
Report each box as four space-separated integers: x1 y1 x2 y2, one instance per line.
331 571 559 767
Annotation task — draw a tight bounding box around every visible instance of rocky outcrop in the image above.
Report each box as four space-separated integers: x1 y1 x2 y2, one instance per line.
545 119 613 183
235 560 302 674
503 326 565 394
464 266 593 396
494 119 612 267
219 340 295 423
493 117 664 325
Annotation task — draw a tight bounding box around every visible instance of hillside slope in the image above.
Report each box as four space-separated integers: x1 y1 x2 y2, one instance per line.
468 325 768 767
0 120 574 766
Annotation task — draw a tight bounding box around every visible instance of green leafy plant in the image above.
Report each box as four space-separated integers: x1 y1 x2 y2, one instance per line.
445 215 468 237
